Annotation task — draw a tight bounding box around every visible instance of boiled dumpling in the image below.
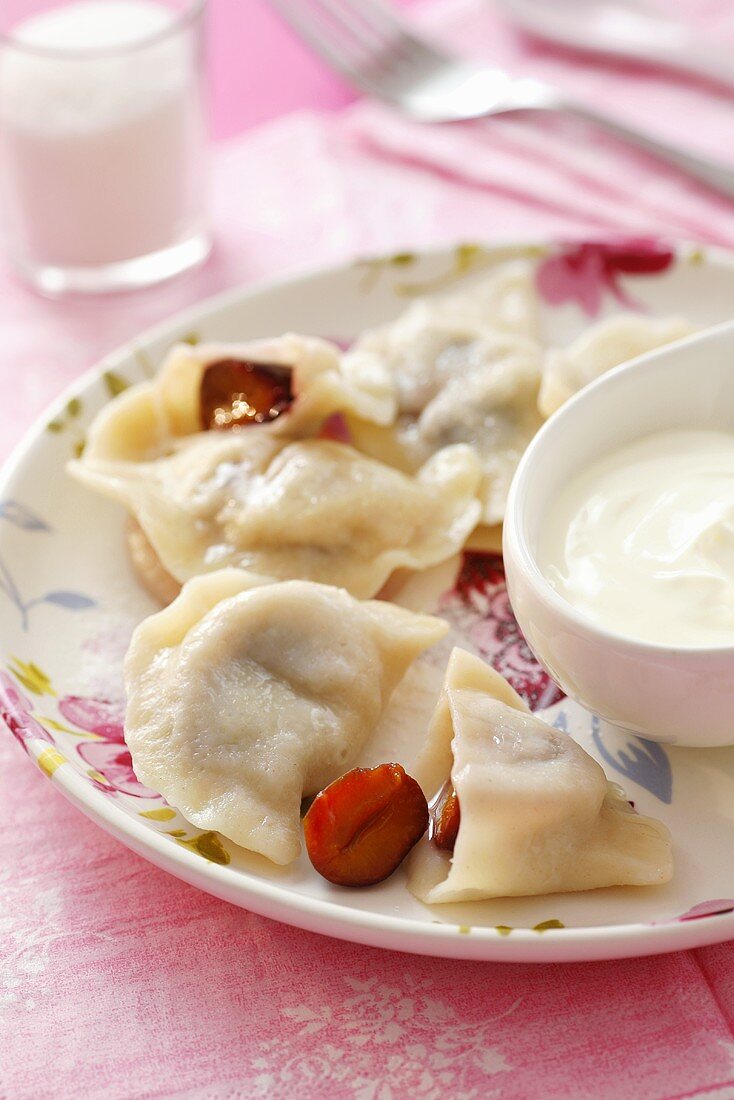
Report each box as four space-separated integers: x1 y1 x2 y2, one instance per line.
460 259 540 339
408 649 673 902
124 569 447 863
344 262 539 411
82 333 395 465
405 348 542 525
342 266 543 525
126 517 181 605
346 341 542 526
539 314 695 418
71 432 482 598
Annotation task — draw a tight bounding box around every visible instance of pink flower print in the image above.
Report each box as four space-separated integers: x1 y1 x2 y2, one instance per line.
58 695 124 741
59 693 158 799
440 552 565 711
677 900 734 922
536 239 675 316
76 739 158 799
0 670 54 751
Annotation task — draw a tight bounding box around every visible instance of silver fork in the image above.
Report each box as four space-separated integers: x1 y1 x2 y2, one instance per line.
268 0 734 199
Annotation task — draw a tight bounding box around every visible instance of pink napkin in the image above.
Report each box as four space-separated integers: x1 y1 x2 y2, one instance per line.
3 1 734 1097
345 0 734 246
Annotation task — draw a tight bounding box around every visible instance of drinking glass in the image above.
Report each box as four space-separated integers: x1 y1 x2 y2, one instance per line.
0 0 210 294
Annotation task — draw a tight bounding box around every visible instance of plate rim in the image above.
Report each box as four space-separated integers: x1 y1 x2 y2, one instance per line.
3 237 734 962
38 752 734 963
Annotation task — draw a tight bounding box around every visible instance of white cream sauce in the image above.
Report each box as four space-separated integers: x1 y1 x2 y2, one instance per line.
540 429 734 647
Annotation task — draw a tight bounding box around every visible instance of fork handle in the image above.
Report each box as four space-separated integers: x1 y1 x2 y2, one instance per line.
559 100 734 200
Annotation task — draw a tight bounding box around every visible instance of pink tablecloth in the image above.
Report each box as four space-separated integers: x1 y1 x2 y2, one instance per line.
4 2 734 1097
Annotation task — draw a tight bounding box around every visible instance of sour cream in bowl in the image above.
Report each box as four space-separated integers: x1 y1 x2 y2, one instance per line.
503 318 734 747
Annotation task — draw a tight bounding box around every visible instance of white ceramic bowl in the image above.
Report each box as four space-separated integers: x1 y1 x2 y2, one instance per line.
504 318 734 748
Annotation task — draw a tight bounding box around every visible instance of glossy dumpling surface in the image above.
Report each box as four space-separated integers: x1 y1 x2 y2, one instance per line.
405 345 542 525
408 649 673 903
124 569 447 864
71 433 481 597
342 265 542 524
539 313 695 418
82 333 395 465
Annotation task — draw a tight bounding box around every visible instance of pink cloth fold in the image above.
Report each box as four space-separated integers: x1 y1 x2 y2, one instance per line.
3 1 734 1097
343 0 734 247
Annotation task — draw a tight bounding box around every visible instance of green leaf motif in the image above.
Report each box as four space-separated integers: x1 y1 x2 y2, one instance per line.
389 252 416 267
176 830 230 865
492 920 565 935
395 242 547 297
9 658 55 696
533 919 565 933
66 397 82 418
73 439 86 458
454 243 484 272
181 331 201 345
139 807 176 822
46 420 64 433
195 832 230 864
103 370 129 398
39 716 93 737
355 251 417 292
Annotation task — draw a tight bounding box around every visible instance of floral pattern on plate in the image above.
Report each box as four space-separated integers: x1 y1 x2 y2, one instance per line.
439 551 565 712
0 499 96 629
535 239 676 316
1 239 731 960
0 658 230 864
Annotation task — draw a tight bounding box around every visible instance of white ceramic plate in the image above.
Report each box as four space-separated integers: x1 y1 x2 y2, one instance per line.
3 239 734 963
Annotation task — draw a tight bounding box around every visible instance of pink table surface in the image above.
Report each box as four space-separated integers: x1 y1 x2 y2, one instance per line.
207 0 360 137
4 2 734 1098
206 0 421 138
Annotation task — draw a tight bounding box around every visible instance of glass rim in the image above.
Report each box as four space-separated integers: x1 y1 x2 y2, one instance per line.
0 0 206 59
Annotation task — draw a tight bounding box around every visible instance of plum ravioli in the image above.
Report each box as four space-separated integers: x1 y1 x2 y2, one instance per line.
80 333 394 465
71 432 481 599
124 569 447 865
408 649 673 903
342 264 543 525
